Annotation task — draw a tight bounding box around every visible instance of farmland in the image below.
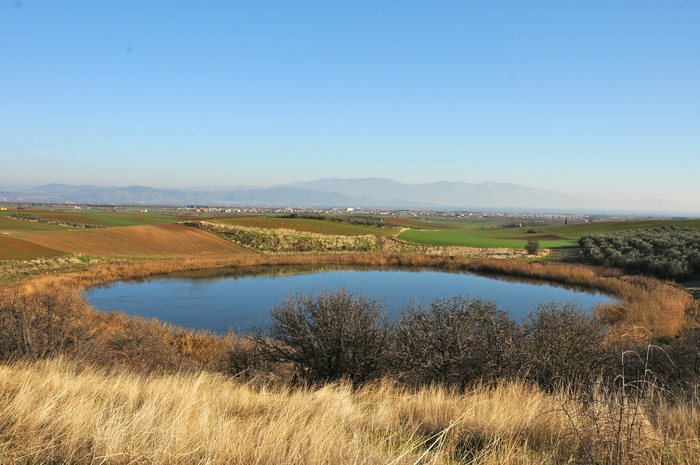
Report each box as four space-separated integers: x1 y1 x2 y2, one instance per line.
14 224 252 258
397 218 700 249
210 215 399 236
0 209 180 227
1 207 700 465
0 235 65 260
3 208 700 264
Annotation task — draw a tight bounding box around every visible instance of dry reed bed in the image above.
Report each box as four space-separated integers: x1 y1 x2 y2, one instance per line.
1 358 698 465
5 252 694 338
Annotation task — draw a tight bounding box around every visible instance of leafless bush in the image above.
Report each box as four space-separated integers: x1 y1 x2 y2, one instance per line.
390 296 521 387
0 283 93 359
522 302 609 389
254 289 389 386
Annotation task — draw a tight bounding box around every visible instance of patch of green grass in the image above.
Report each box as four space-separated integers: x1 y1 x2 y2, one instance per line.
68 211 180 226
1 210 180 227
0 215 75 233
212 216 399 236
398 219 700 249
398 228 574 248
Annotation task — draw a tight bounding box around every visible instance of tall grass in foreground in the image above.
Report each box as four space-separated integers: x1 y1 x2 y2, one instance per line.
0 359 699 465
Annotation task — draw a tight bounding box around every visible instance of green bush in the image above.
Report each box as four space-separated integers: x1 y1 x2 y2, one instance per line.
525 240 540 255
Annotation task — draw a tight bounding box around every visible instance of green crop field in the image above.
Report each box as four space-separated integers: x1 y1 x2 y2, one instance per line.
211 216 400 236
397 219 700 249
0 210 180 228
0 215 76 233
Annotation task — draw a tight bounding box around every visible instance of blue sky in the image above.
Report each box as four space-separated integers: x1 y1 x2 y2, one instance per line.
1 1 699 208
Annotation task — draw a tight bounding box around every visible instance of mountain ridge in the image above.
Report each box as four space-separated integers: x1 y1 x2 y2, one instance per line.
0 179 695 214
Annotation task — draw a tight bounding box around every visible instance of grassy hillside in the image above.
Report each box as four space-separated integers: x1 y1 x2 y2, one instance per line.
398 219 700 249
1 358 698 465
0 215 76 233
0 236 66 260
211 215 399 236
0 210 180 227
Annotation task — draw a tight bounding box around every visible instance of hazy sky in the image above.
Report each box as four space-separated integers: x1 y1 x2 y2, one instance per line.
1 1 699 207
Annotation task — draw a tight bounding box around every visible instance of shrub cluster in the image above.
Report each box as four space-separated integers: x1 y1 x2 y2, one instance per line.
252 290 700 392
3 285 698 393
525 239 540 255
252 290 627 389
579 226 700 280
0 284 231 372
186 221 383 253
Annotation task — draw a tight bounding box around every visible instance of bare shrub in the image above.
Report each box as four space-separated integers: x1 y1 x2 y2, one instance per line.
523 302 609 389
0 282 231 372
255 289 389 385
0 283 93 359
391 296 521 387
226 335 278 383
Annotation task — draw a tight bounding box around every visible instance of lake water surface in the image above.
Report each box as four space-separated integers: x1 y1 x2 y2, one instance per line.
85 267 615 333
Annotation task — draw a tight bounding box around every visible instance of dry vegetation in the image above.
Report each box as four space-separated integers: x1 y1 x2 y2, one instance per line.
0 358 698 465
1 250 697 464
3 252 693 339
187 220 384 253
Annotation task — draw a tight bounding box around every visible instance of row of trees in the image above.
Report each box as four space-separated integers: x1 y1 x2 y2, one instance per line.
579 226 700 280
238 290 699 391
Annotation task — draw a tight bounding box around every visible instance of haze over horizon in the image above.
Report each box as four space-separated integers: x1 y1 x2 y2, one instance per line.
2 178 698 215
2 1 699 211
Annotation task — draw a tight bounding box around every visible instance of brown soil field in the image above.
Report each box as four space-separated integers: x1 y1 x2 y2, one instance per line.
0 235 66 260
16 224 254 258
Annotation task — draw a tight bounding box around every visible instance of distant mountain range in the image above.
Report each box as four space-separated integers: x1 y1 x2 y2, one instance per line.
0 179 695 214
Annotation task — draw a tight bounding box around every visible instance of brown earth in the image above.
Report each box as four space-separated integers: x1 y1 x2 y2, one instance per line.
0 235 66 260
16 224 254 258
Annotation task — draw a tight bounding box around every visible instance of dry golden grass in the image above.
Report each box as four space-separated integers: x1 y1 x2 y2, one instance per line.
0 358 698 465
15 224 253 258
1 256 697 464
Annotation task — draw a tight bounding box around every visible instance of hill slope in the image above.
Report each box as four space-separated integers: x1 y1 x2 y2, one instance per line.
17 224 253 258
